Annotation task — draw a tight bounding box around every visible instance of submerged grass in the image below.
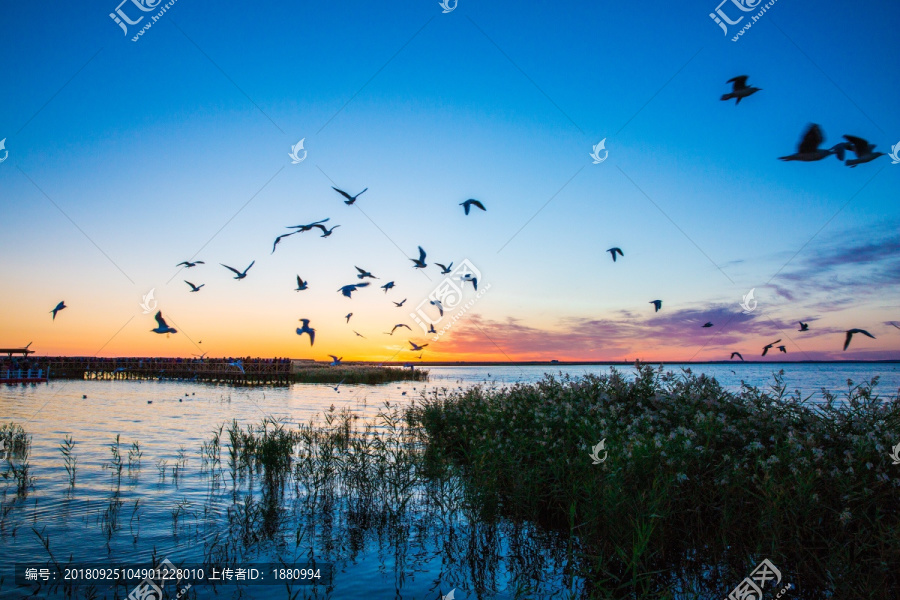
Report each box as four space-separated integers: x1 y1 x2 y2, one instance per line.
410 364 900 598
291 364 427 384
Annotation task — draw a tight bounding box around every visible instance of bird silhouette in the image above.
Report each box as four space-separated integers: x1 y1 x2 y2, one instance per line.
151 311 177 335
185 281 204 292
430 299 445 317
286 218 330 232
650 300 662 312
777 345 787 353
345 313 353 323
778 124 847 162
460 273 477 290
460 199 486 215
409 341 429 351
328 355 342 366
296 319 316 345
394 299 407 307
50 301 67 320
338 282 370 298
435 262 453 274
702 322 713 328
730 352 744 361
355 266 377 280
295 276 309 291
353 330 366 338
221 261 255 280
332 186 368 205
313 224 341 237
720 75 761 105
389 324 412 335
798 321 809 331
381 281 395 293
427 323 437 334
607 247 624 262
843 135 885 167
271 232 297 254
176 260 204 268
762 339 782 356
843 328 875 350
410 246 427 269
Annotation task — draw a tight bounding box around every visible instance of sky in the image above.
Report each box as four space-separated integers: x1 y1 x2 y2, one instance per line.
0 0 898 362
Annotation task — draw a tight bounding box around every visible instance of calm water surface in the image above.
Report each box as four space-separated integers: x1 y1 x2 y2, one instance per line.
1 364 897 599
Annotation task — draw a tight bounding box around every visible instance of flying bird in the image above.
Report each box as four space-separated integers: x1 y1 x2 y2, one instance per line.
460 273 477 290
176 260 205 268
843 328 875 351
649 300 662 312
328 355 343 366
338 282 370 298
891 322 900 330
427 323 437 334
778 124 848 162
408 341 429 351
720 75 761 105
295 276 309 291
313 224 341 238
332 186 368 205
730 352 744 361
151 311 177 335
296 319 316 345
430 299 444 317
435 262 453 274
353 330 366 338
410 246 427 269
184 281 204 292
606 247 624 262
345 313 353 323
798 321 809 331
390 324 412 335
50 301 67 320
286 218 330 232
777 345 787 353
381 281 395 293
393 299 407 307
355 266 377 280
460 199 486 215
333 378 345 393
702 322 713 328
843 135 885 167
221 261 255 280
762 339 782 356
271 232 297 254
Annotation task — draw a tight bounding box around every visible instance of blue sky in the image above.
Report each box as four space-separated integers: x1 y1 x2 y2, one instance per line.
0 0 898 361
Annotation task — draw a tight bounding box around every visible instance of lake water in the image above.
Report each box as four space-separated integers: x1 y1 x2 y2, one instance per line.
1 363 897 599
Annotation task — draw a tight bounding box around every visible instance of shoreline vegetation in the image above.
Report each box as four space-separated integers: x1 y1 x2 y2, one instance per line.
290 363 427 384
2 366 899 597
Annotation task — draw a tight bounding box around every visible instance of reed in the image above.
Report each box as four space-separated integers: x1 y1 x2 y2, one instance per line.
59 436 77 487
291 364 427 384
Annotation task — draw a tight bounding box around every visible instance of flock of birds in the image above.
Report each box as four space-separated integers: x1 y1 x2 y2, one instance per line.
42 76 890 362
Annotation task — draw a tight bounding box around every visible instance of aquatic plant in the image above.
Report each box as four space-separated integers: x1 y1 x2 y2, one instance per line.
58 436 77 487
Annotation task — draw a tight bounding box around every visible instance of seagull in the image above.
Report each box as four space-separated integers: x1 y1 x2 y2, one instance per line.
353 330 366 338
286 218 330 232
176 260 205 268
409 341 429 351
332 186 368 205
313 224 341 238
777 345 787 353
430 299 444 317
151 311 177 335
184 281 204 292
192 352 208 359
50 301 67 320
798 321 809 331
355 266 377 280
410 246 427 269
295 276 309 291
345 313 353 323
296 319 315 345
271 231 297 254
730 352 744 361
606 247 624 262
843 135 885 167
333 378 345 393
460 273 477 290
390 324 412 335
427 323 437 334
762 339 782 356
338 282 370 298
328 355 343 366
381 281 395 293
702 322 713 328
720 75 761 105
393 299 407 307
221 261 255 280
778 124 848 162
649 300 662 312
228 359 244 373
844 328 875 351
891 322 900 330
460 199 486 215
435 262 453 274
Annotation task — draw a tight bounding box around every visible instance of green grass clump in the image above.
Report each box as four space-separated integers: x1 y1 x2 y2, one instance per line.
291 364 427 384
410 364 900 599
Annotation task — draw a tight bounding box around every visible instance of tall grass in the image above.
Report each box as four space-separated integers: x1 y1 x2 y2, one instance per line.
291 364 427 384
410 365 900 598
